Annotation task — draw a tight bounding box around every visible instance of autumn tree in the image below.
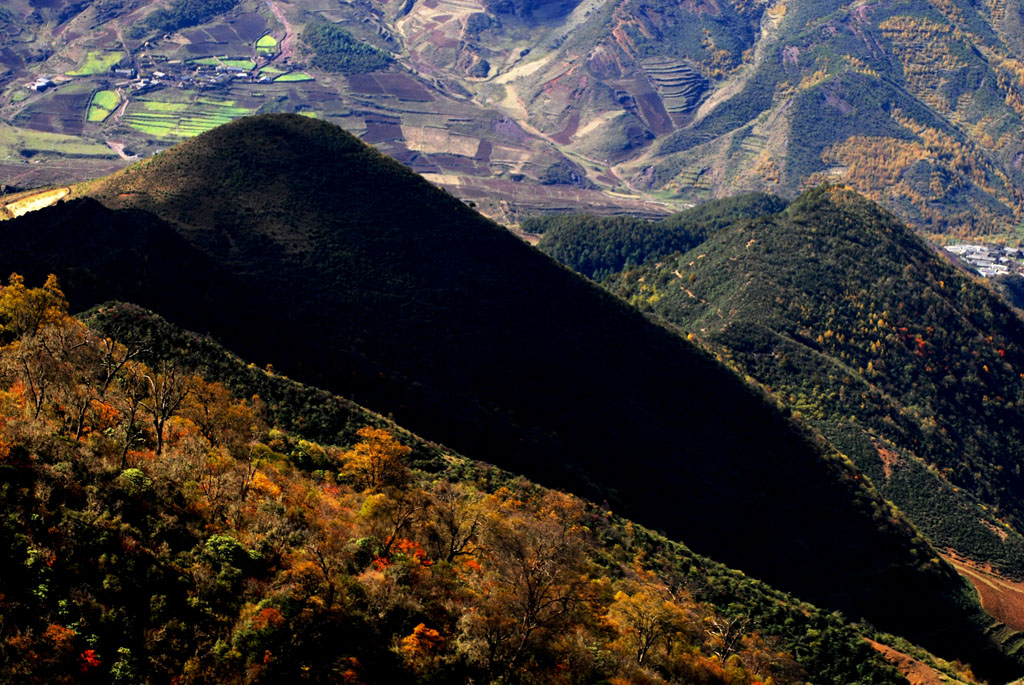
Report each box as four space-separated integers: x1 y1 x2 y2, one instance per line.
0 273 68 344
116 359 151 468
456 490 594 680
607 586 697 666
344 426 411 491
139 362 195 455
422 480 482 563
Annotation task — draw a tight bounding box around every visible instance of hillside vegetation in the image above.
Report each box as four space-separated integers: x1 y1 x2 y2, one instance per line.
300 21 393 74
0 276 938 684
0 115 1011 677
138 0 240 34
540 186 1024 585
528 193 788 280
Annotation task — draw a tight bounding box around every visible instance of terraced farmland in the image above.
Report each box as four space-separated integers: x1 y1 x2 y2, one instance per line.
122 97 253 138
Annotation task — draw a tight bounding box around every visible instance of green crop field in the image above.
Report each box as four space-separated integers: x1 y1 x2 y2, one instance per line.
86 90 120 123
67 51 125 76
256 35 278 55
141 101 190 112
260 65 286 76
197 97 236 106
190 57 254 70
123 96 254 139
275 72 313 82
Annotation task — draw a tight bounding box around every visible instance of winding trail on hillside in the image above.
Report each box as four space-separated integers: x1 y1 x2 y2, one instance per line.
267 1 297 59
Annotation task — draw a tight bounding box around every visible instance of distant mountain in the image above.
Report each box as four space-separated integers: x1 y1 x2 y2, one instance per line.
0 114 1019 678
5 0 1024 236
540 186 1024 586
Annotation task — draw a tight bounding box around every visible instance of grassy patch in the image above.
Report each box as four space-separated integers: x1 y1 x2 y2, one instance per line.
191 57 222 66
87 89 120 123
275 72 313 82
10 90 29 103
259 65 286 76
67 51 125 76
0 122 113 158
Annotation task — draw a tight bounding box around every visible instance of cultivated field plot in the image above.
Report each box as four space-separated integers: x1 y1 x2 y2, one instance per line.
180 13 268 57
0 121 114 159
275 72 313 82
87 90 120 123
191 57 257 70
346 73 435 101
122 95 253 138
12 82 95 136
256 35 279 56
67 51 124 76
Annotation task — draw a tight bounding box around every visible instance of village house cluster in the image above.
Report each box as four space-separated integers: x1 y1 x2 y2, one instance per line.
945 243 1024 277
124 58 279 94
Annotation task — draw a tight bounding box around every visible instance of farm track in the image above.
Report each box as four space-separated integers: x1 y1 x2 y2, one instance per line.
944 552 1024 632
865 640 969 685
267 1 297 60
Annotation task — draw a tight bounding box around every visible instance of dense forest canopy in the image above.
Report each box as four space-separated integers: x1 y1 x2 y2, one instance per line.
300 21 392 74
528 193 788 280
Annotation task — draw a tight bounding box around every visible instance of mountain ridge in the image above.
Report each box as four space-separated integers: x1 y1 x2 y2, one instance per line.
538 184 1024 586
0 113 1018 678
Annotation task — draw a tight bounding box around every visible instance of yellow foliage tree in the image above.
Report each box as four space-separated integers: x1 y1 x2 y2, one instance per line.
0 273 69 345
344 426 411 491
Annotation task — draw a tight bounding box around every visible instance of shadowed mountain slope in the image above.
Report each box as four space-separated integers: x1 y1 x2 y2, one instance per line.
591 187 1024 583
0 115 1019 678
4 293 937 684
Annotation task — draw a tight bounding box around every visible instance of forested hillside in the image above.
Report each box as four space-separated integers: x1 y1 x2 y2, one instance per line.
527 193 788 280
1 276 943 684
538 186 1024 587
0 115 1015 678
